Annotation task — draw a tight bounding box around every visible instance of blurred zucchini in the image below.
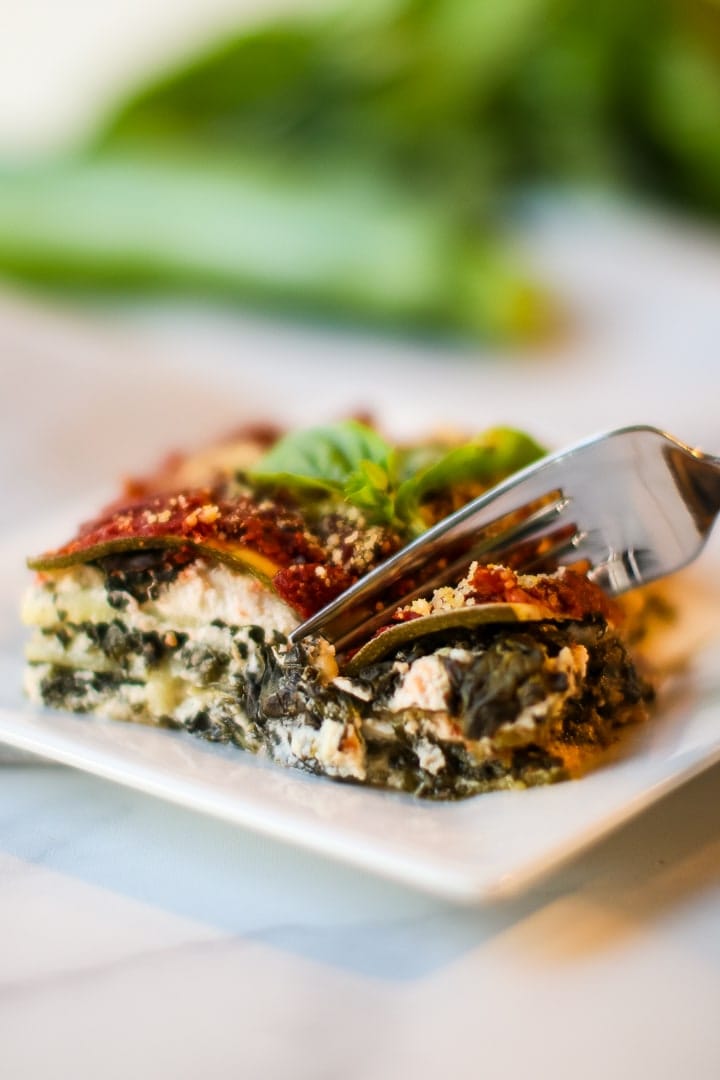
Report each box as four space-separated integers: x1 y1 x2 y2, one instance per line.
0 0 718 338
0 149 550 340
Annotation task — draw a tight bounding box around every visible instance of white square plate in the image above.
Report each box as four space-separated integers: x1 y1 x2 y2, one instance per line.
2 511 720 904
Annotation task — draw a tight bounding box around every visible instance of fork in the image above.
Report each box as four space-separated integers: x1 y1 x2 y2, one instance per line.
289 425 720 653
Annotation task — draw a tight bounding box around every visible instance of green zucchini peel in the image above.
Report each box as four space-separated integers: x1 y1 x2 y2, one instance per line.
344 602 571 674
26 535 278 583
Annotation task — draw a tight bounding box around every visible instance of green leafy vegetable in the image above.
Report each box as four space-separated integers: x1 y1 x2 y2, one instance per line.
396 426 545 522
251 420 399 523
343 459 397 525
251 419 394 491
251 420 545 531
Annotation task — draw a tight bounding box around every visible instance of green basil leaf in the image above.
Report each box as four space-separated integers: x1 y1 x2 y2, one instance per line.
251 420 544 532
395 426 545 521
251 419 394 494
343 459 397 524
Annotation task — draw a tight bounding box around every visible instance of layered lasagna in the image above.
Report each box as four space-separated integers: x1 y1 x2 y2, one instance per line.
22 421 653 798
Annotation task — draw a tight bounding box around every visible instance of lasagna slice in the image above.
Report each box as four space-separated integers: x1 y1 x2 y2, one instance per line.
22 422 653 799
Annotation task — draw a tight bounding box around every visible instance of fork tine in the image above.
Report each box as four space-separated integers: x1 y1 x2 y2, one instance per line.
319 495 572 653
508 528 588 574
290 489 572 647
417 494 571 593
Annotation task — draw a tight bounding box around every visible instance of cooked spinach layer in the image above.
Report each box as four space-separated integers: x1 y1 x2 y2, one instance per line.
96 549 194 607
29 612 652 800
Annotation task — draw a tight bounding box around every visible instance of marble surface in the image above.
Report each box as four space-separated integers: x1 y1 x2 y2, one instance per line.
2 203 720 1077
1 762 719 1078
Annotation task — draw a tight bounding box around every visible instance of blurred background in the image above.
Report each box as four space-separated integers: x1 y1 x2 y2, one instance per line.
2 0 720 338
1 0 720 523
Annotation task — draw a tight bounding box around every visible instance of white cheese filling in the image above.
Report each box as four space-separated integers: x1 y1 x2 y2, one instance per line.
23 560 298 636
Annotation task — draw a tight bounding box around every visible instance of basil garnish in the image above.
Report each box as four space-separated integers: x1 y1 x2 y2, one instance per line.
251 420 544 532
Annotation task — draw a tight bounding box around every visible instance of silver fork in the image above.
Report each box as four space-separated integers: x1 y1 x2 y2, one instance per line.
289 425 720 653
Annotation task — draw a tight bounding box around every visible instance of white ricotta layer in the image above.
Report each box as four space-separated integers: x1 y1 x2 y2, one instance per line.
387 654 452 713
23 559 299 636
151 560 298 635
